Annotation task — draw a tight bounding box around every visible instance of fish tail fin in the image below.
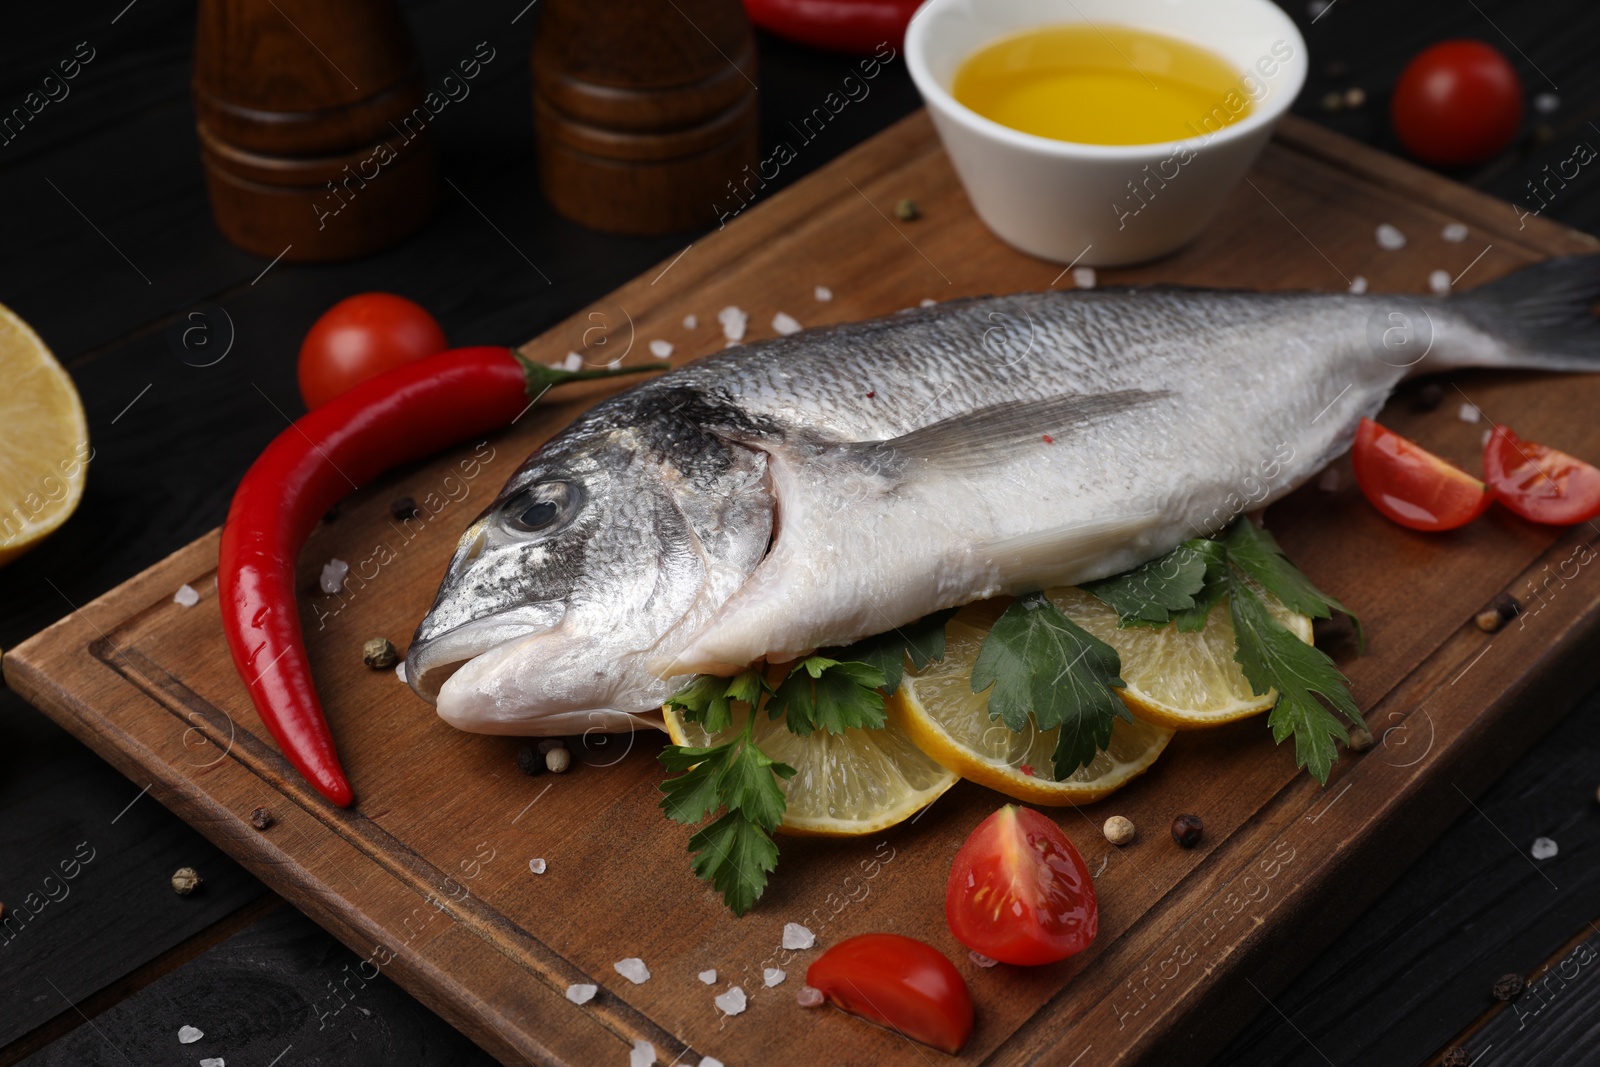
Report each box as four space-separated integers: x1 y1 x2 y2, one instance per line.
1454 254 1600 371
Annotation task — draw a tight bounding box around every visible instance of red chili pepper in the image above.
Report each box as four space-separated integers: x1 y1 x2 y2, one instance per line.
219 346 660 806
743 0 918 54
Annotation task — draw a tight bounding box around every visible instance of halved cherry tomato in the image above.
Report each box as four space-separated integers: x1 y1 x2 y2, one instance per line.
1392 40 1524 167
298 293 447 410
806 934 974 1054
946 805 1097 966
1483 426 1600 525
1352 418 1495 532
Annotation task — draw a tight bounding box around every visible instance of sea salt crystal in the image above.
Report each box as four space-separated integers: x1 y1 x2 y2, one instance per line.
814 285 833 302
714 986 747 1016
1376 223 1407 251
1429 270 1452 294
1348 275 1368 294
528 858 547 874
566 983 597 1004
1458 402 1481 424
1482 428 1494 447
1073 266 1096 289
1532 837 1559 860
200 1059 225 1067
1306 0 1331 18
607 358 623 371
700 1058 725 1067
178 1026 204 1044
969 951 999 968
1442 222 1468 242
698 969 717 985
1534 92 1560 114
919 297 937 307
1318 468 1341 492
772 312 802 335
782 923 815 950
395 662 406 683
174 584 200 607
631 1039 657 1067
796 985 824 1008
562 351 584 372
718 305 748 342
763 967 786 987
319 559 348 595
683 313 698 329
614 958 651 984
649 339 673 359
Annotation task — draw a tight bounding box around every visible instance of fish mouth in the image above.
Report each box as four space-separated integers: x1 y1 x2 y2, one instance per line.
406 602 566 704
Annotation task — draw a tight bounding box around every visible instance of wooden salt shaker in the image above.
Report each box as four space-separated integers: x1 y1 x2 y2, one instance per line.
532 0 760 235
192 0 438 262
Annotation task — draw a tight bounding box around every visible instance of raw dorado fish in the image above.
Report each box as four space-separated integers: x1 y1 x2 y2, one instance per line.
406 256 1600 735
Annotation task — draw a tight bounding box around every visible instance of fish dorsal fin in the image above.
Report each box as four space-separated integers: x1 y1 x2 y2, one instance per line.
853 388 1170 471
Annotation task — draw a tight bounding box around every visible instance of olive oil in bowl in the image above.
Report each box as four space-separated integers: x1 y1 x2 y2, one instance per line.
952 25 1249 146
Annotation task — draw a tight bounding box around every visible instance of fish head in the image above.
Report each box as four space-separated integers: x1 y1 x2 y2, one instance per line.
405 398 773 735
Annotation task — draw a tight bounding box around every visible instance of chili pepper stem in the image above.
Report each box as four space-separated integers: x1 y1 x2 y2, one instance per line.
511 350 667 398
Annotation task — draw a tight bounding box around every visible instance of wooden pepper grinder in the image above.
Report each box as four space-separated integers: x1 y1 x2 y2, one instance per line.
533 0 760 235
193 0 438 262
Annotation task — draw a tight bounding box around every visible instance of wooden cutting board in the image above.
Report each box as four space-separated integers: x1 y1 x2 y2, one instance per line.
8 112 1600 1067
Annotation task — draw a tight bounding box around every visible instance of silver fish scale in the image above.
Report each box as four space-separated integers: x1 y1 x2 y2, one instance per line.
628 290 1385 451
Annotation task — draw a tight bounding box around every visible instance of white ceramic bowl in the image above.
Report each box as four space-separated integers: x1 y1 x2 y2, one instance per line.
906 0 1308 266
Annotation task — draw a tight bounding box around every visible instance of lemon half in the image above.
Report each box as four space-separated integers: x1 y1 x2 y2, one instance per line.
0 303 87 566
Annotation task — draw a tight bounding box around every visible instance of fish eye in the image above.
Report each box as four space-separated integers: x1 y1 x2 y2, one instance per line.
503 482 579 534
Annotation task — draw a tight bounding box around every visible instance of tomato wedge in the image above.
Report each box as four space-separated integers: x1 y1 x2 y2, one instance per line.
946 805 1097 966
806 934 974 1053
1483 426 1600 525
1351 417 1494 532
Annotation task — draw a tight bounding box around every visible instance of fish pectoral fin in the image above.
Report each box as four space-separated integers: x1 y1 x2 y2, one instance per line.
981 511 1166 585
852 389 1171 473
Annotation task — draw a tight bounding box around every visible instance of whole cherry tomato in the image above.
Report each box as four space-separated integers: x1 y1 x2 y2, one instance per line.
806 933 974 1053
297 293 447 410
1483 425 1600 525
1391 40 1523 167
946 804 1097 966
1352 417 1494 532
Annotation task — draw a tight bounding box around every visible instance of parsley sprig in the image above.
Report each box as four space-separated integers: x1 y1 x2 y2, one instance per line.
658 622 947 913
661 517 1363 914
1083 518 1365 782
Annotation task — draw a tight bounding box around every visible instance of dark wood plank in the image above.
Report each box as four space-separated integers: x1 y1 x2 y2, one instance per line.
16 905 497 1067
0 690 264 1049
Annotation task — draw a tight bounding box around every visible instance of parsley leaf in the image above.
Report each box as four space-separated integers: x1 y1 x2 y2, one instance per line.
658 694 796 915
663 669 767 733
688 810 781 917
1083 540 1214 626
970 592 1129 777
1224 519 1364 650
1228 576 1364 783
768 656 887 736
826 609 956 694
1170 540 1232 633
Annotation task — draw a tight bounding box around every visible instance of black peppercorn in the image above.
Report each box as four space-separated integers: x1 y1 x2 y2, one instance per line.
249 806 274 831
1171 814 1204 848
517 744 545 777
1441 1047 1471 1067
1492 973 1525 1000
390 496 420 521
1412 382 1445 412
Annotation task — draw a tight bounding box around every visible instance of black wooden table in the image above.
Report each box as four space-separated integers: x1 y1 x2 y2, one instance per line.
2 3 1597 1065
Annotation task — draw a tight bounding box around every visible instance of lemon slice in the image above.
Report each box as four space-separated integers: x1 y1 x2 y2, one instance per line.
0 303 88 566
663 699 958 838
1047 585 1313 730
893 601 1174 806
